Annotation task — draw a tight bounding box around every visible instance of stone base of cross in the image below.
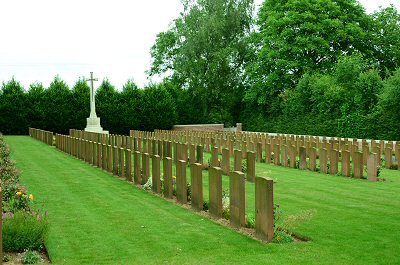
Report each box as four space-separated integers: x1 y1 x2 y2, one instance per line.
85 117 109 134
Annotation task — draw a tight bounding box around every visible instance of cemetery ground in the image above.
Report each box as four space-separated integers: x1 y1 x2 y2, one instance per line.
5 136 400 265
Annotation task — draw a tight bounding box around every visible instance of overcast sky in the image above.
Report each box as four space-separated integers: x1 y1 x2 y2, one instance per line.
0 0 399 90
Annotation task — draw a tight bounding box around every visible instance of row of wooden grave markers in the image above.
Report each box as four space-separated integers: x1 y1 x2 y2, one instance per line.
147 129 399 169
68 129 258 180
130 129 397 181
69 128 394 182
29 128 54 146
33 129 275 242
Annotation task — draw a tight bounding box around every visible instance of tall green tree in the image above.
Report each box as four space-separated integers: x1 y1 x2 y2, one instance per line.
376 68 400 140
149 0 254 125
42 76 72 134
95 79 120 134
141 84 177 131
245 0 370 115
26 82 46 130
70 79 90 130
119 79 142 133
0 78 27 134
367 5 400 76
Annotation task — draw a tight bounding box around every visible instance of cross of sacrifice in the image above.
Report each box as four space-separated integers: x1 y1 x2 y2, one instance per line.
86 72 98 118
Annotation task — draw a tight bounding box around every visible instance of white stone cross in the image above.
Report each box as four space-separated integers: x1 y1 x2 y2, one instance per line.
86 72 98 118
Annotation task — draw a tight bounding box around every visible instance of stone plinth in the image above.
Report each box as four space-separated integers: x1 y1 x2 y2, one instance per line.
85 117 109 134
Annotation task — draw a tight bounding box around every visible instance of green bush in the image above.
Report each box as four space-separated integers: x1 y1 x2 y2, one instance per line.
2 211 48 252
0 134 21 201
21 250 42 264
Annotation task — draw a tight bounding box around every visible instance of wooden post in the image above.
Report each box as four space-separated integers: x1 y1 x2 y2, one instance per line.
163 157 173 199
309 147 317 171
189 144 196 165
299 146 307 170
126 149 132 181
176 160 188 204
190 163 203 211
113 146 119 176
246 151 256 182
320 148 328 174
96 143 101 168
265 143 271 164
221 148 230 175
134 151 142 184
107 145 113 173
211 146 219 167
290 145 296 168
255 176 274 242
330 149 339 175
353 151 363 178
119 148 125 178
152 155 161 193
367 153 378 182
256 142 263 162
101 144 106 170
281 145 288 167
196 145 204 167
385 147 393 169
234 149 242 172
230 171 246 227
341 150 351 177
273 144 280 165
209 167 223 218
142 153 150 184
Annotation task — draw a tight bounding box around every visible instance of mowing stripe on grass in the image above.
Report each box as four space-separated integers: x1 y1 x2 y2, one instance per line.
6 136 400 265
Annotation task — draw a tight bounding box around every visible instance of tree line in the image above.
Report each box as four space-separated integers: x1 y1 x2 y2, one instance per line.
1 0 400 140
0 77 177 135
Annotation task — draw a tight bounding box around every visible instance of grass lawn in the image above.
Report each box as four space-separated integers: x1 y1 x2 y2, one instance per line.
6 136 400 264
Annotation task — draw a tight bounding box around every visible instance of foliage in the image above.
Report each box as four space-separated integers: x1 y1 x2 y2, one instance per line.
367 5 400 77
245 0 370 114
140 84 177 131
42 76 73 134
0 134 21 201
3 254 12 262
222 189 230 219
20 250 42 264
2 211 48 252
3 188 34 213
0 78 27 135
149 0 254 125
245 215 255 229
69 79 90 131
376 68 400 140
272 229 294 244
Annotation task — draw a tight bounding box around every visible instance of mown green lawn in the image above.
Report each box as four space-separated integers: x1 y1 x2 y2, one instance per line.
6 136 400 264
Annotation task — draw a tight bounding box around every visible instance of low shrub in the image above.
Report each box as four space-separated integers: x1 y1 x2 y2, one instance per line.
3 187 33 213
21 250 42 264
2 211 48 252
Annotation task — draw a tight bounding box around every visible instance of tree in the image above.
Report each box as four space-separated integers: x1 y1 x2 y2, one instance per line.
70 79 90 130
376 68 400 140
119 79 143 133
26 82 46 130
245 0 370 115
367 5 400 77
42 76 72 133
95 79 120 134
0 78 27 134
149 0 254 125
141 84 177 131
